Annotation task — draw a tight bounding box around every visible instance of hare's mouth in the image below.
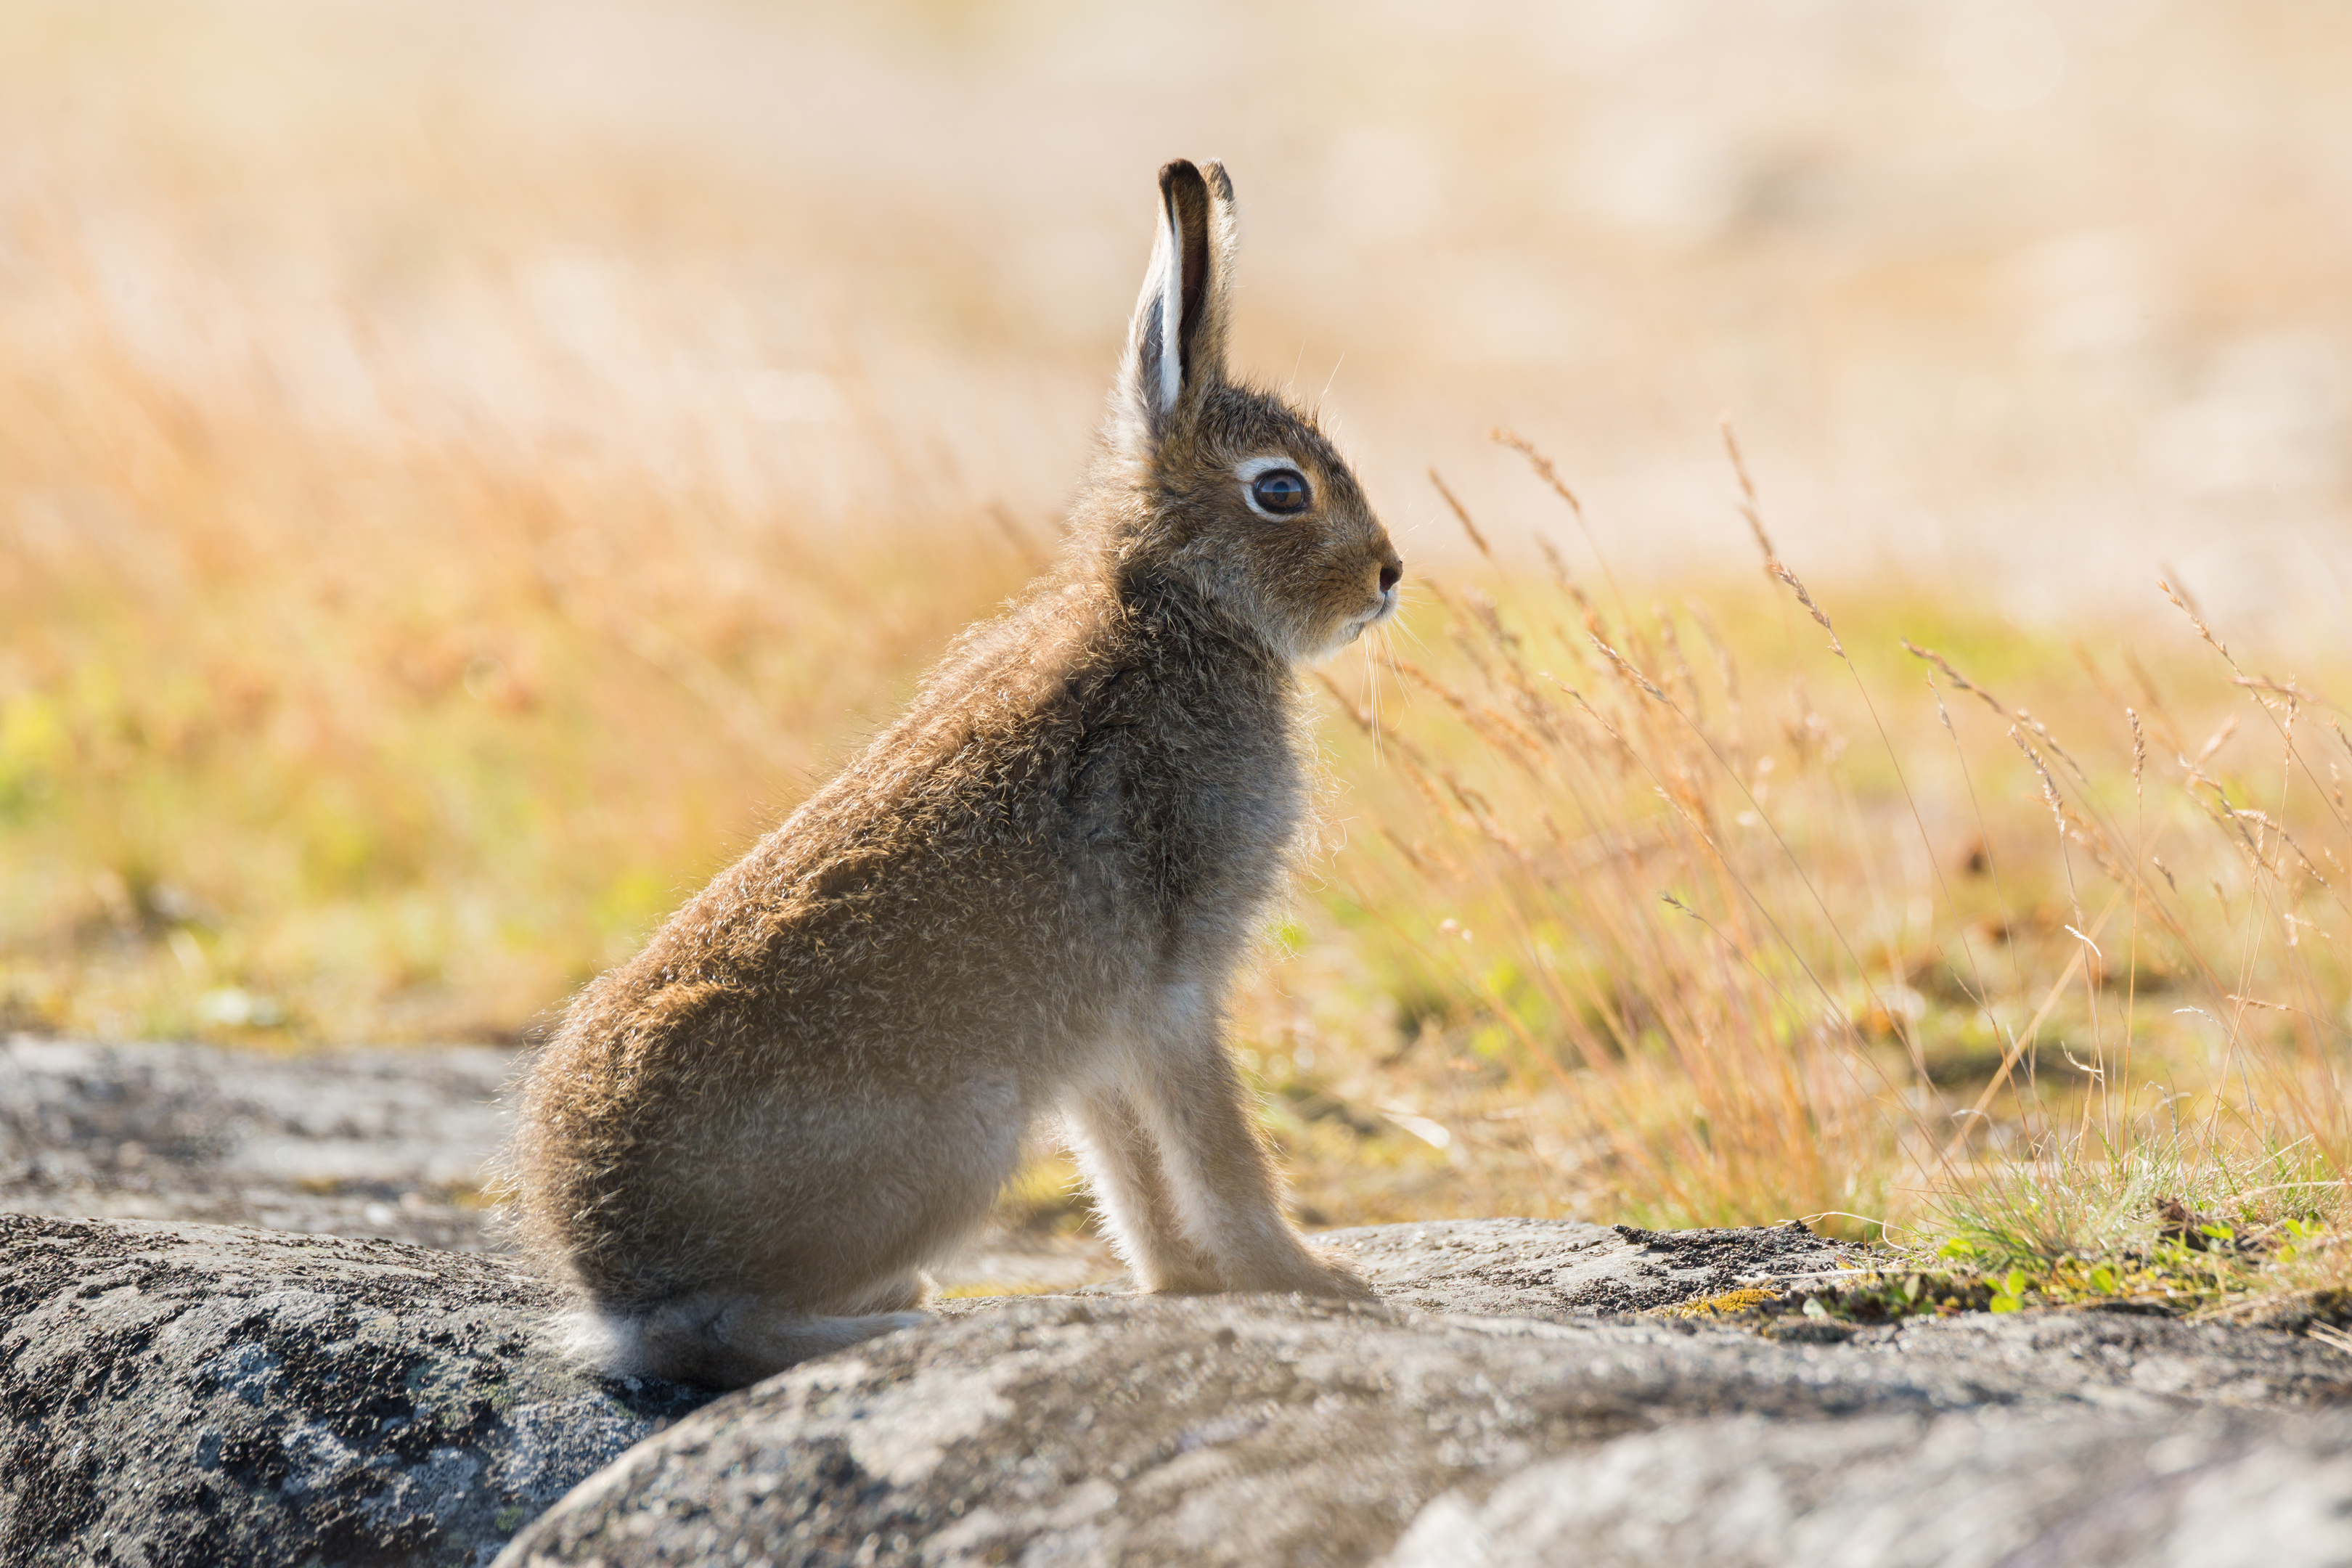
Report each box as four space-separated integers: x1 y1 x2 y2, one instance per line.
1344 589 1398 642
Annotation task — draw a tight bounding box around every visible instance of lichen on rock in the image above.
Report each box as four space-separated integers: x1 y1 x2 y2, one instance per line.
0 1214 714 1568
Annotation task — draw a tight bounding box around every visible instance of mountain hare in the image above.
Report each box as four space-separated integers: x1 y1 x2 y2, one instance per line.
509 158 1402 1389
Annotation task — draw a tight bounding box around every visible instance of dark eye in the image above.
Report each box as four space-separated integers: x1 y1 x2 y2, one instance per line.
1249 468 1311 515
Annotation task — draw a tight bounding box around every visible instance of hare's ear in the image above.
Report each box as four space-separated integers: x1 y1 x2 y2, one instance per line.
1121 158 1236 446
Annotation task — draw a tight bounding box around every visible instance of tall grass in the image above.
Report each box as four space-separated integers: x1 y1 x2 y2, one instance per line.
7 1 2350 1268
0 274 1034 1042
7 209 2345 1265
9 351 2348 1264
1307 430 2351 1252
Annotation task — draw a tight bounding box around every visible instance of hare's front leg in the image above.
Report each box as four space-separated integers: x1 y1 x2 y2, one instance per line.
1113 991 1376 1301
1063 1088 1222 1292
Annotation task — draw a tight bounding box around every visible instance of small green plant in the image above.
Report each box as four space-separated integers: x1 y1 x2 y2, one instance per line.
1660 1271 2001 1327
1987 1269 2030 1313
1659 1202 2348 1330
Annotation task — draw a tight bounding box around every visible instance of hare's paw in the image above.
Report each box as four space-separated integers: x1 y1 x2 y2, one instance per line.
1297 1249 1381 1302
1138 1263 1227 1296
1223 1247 1379 1302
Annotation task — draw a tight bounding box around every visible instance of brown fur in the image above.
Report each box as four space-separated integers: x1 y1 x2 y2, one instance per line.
505 159 1403 1389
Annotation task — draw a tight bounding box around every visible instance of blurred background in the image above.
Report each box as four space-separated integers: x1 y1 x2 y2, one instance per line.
10 1 2347 597
5 0 2349 1235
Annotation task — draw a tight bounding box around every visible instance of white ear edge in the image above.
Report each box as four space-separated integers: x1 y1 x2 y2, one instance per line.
1156 204 1184 420
1236 454 1308 520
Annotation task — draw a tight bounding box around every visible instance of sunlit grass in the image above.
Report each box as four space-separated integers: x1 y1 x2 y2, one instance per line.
0 351 1032 1042
1288 432 2352 1270
8 297 2348 1294
6 0 2351 1304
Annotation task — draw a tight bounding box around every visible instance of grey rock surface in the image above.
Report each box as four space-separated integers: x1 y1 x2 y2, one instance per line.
11 1042 2352 1567
0 1035 520 1249
0 1036 1115 1289
0 1212 715 1568
1383 1403 2352 1568
1320 1214 1857 1318
1865 1307 2352 1407
499 1278 2352 1568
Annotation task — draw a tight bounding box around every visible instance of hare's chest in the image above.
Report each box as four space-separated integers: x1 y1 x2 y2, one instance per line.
1139 725 1302 893
1060 667 1304 915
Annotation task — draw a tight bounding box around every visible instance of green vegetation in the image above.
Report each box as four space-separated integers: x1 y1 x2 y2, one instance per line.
1662 1209 2346 1332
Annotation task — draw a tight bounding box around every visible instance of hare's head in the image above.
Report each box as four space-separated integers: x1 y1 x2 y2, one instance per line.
1098 160 1402 663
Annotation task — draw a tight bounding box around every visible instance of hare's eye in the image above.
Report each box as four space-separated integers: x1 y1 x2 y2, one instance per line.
1248 468 1311 516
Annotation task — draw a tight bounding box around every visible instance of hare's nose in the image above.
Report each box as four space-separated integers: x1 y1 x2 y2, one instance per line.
1379 560 1402 594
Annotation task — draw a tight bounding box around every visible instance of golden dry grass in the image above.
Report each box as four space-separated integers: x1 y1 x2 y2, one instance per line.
6 1 2351 1272
1304 438 2352 1260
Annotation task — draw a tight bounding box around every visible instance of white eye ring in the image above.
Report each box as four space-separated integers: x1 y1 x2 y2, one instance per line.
1237 454 1311 520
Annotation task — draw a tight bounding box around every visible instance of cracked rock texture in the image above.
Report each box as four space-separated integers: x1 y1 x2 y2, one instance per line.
0 1214 714 1567
502 1246 2352 1568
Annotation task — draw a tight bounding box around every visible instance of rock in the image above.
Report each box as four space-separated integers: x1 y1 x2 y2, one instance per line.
0 1213 715 1568
1040 1217 1855 1320
497 1231 2352 1568
1320 1215 1856 1318
0 1036 520 1249
10 1042 2350 1567
1867 1307 2352 1407
1384 1404 2352 1567
0 1036 1115 1289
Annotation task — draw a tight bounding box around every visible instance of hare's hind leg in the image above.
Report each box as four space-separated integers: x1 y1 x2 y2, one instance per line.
1119 987 1376 1300
558 1073 1020 1390
567 1292 928 1390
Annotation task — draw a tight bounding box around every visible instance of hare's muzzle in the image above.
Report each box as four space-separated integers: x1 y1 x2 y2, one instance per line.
1347 551 1402 641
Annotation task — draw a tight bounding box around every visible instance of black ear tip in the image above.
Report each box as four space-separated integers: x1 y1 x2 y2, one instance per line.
1203 160 1234 203
1158 159 1206 200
